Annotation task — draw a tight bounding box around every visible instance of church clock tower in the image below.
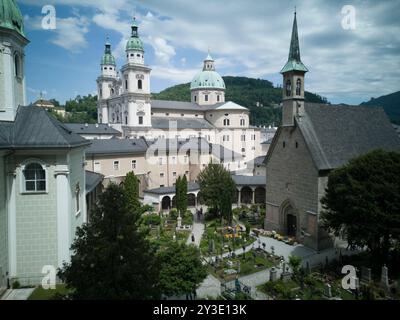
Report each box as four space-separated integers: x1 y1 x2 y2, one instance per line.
120 18 151 127
281 11 308 127
0 0 29 122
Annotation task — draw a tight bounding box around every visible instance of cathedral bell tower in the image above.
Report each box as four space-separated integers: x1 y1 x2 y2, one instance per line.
0 0 29 122
120 17 151 127
97 38 117 124
281 11 308 127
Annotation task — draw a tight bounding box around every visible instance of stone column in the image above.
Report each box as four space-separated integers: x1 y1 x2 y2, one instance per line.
7 170 17 278
237 188 242 207
251 187 256 204
55 166 71 268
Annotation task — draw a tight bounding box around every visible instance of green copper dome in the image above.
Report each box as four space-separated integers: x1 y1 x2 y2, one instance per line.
190 70 225 90
101 41 116 65
126 17 144 52
0 0 25 37
126 37 144 52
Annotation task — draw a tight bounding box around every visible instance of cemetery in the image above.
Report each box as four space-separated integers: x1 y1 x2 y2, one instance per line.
208 249 280 282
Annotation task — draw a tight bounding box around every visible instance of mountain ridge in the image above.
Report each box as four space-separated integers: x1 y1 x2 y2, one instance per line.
152 76 328 126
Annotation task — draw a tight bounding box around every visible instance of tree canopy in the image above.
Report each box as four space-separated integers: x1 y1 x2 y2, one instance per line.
58 183 160 299
321 150 400 264
157 242 207 298
197 163 236 224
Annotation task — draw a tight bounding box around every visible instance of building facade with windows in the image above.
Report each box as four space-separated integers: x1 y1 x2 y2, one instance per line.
96 19 264 171
0 0 90 288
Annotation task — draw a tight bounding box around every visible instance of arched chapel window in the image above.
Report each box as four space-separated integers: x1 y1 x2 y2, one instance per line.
286 80 291 97
296 79 301 96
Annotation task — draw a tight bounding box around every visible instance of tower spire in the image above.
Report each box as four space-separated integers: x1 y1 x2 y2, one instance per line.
280 11 308 74
289 11 300 62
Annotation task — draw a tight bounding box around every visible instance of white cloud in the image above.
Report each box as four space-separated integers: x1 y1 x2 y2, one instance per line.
148 37 176 65
20 0 400 103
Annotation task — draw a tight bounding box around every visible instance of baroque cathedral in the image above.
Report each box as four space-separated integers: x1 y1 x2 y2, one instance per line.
96 18 263 167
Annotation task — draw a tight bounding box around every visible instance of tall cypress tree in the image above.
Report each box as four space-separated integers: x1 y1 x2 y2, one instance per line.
124 171 140 216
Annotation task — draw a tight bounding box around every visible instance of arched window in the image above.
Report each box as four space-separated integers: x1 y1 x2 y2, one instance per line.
296 79 301 96
111 88 115 96
125 79 129 90
138 79 143 90
240 119 245 126
205 94 209 102
286 79 292 97
223 119 230 126
194 95 197 102
217 95 220 102
14 54 20 77
23 163 46 192
139 116 143 125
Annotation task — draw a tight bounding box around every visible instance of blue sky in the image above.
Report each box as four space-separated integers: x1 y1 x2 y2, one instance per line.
18 0 400 105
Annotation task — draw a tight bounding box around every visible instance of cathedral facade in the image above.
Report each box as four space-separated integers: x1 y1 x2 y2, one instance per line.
96 19 263 169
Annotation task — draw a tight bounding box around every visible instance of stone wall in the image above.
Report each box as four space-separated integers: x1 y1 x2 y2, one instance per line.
265 125 326 250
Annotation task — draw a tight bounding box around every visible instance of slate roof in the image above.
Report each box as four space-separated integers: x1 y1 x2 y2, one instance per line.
147 137 240 162
85 138 148 156
297 103 400 171
151 100 209 111
0 106 90 150
151 117 215 129
64 123 121 135
151 100 248 112
249 155 266 166
145 182 200 195
85 170 104 194
231 175 266 186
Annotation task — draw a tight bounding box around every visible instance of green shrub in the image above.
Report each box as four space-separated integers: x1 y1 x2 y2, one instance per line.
143 214 161 226
169 208 178 220
12 280 21 289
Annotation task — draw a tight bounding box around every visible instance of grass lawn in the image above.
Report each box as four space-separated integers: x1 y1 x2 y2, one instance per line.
258 274 357 300
200 219 256 256
209 251 279 282
28 284 71 300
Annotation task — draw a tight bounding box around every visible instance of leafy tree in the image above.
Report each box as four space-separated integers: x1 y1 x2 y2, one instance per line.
321 150 400 264
157 242 207 299
58 183 160 299
123 171 140 215
198 163 236 224
176 175 188 216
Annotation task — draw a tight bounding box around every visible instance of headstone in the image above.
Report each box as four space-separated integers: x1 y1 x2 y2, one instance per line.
324 283 332 298
281 272 291 282
270 267 277 281
380 265 389 290
361 267 372 283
